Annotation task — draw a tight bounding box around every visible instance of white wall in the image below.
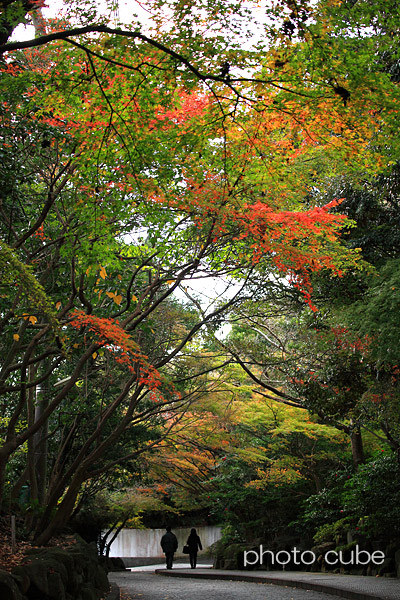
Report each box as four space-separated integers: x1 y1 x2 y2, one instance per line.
108 525 221 557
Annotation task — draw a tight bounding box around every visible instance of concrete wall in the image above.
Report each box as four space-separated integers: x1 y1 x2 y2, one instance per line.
108 525 221 560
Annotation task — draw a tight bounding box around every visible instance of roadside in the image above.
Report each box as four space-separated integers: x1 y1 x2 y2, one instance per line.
155 567 400 600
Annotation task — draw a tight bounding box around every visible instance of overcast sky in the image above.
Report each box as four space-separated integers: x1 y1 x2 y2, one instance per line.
12 0 152 41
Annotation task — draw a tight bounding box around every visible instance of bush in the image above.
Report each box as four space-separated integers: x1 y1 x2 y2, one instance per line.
342 453 400 538
313 517 354 544
300 453 400 544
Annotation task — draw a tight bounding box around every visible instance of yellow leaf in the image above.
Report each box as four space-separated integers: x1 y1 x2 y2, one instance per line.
131 294 138 302
113 294 123 305
99 266 107 279
92 352 97 359
106 291 114 299
117 274 122 280
13 333 20 341
55 301 61 310
166 280 174 285
73 343 79 349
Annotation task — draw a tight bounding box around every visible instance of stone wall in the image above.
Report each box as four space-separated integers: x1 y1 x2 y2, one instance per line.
0 537 111 600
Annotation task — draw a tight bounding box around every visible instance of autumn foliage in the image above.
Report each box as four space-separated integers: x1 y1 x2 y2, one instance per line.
69 310 162 389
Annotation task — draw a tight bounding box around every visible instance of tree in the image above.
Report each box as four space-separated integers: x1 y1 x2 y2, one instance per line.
129 360 349 540
218 160 400 466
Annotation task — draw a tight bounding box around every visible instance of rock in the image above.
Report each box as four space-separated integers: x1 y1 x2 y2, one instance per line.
47 571 66 600
65 571 83 596
312 542 335 572
371 540 386 552
11 567 30 594
213 556 223 569
9 538 110 600
222 558 237 570
80 585 99 600
377 557 394 576
43 548 75 578
94 564 110 592
20 558 52 596
394 549 400 578
98 557 125 572
0 569 24 600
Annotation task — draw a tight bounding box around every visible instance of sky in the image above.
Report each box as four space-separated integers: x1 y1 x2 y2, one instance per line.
12 1 152 41
12 0 267 46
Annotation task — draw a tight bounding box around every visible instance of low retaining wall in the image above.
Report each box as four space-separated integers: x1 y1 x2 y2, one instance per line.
0 537 110 600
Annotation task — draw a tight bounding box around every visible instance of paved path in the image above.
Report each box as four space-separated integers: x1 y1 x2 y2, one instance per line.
109 570 343 600
109 566 400 600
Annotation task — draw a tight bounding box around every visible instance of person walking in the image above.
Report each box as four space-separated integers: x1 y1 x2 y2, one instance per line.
186 527 202 569
160 525 178 569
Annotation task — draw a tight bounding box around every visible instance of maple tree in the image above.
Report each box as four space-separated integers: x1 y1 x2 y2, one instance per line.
127 363 350 542
217 158 400 466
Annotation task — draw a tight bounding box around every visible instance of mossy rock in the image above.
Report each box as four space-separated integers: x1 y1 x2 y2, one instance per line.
10 538 108 600
41 548 75 577
0 570 23 600
312 541 336 555
17 558 57 597
93 564 109 592
47 571 66 600
98 556 125 571
221 543 248 569
222 558 238 570
11 567 30 594
221 543 247 559
80 585 99 600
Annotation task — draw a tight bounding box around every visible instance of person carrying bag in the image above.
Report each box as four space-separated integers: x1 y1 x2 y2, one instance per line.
185 528 202 569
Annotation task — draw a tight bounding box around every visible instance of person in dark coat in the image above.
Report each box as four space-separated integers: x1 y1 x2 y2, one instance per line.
160 525 178 569
186 527 202 569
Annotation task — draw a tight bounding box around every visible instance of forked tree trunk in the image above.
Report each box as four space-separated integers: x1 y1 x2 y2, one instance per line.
33 471 86 546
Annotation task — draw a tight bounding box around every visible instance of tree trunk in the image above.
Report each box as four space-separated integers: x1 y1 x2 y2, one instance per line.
33 377 49 505
33 471 85 546
27 364 39 503
0 451 8 509
350 423 365 469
